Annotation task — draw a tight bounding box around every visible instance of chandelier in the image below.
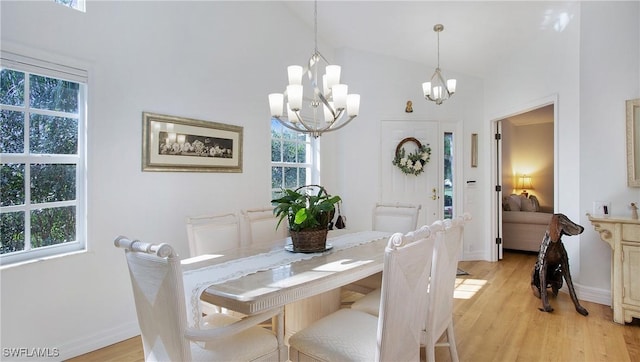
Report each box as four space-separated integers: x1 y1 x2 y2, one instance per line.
268 0 360 138
422 24 456 105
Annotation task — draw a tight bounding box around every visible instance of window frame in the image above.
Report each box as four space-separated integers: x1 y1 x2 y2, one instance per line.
0 49 88 266
53 0 86 12
270 119 319 198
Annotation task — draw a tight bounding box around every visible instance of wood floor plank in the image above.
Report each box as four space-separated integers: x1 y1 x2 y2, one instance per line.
67 251 639 362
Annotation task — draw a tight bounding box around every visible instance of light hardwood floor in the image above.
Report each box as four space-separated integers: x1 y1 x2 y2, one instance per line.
67 251 639 362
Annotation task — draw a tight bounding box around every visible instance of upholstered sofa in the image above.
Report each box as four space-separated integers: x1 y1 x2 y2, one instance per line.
502 194 552 252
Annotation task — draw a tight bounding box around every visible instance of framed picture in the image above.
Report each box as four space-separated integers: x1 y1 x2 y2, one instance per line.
471 133 478 168
142 112 243 172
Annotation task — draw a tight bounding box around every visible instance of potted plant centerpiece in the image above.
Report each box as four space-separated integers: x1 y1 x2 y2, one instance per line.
272 185 341 252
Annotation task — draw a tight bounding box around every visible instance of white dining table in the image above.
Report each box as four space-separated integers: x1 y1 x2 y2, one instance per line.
180 229 391 338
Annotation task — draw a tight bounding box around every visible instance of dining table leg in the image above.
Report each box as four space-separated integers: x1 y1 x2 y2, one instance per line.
284 288 341 344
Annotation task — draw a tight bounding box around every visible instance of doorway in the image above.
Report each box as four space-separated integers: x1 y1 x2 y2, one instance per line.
380 120 461 227
494 103 555 260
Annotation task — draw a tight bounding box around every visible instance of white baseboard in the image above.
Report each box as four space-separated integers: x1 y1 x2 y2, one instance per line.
574 283 611 306
558 283 611 307
58 321 140 360
461 250 486 261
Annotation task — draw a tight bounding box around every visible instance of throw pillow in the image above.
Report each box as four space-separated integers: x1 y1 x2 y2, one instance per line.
529 195 541 212
521 196 537 212
502 196 511 211
507 194 521 211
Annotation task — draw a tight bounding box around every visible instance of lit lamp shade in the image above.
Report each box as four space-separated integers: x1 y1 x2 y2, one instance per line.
516 175 533 195
447 79 457 93
325 65 341 89
287 65 303 85
268 93 284 117
422 82 431 97
323 101 335 123
347 94 360 116
287 84 303 111
332 84 348 109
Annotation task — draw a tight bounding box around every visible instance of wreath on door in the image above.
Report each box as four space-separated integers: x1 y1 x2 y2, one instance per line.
392 137 431 176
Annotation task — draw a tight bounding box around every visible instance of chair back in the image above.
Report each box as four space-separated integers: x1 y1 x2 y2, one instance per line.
241 207 289 246
372 202 421 233
186 212 241 257
114 237 191 361
424 215 467 345
376 225 436 361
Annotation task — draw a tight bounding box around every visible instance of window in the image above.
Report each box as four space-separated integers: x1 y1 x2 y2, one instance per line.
270 119 318 199
443 132 454 219
53 0 86 12
0 50 87 266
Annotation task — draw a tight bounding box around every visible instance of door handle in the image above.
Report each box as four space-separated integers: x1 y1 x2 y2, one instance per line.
432 188 438 200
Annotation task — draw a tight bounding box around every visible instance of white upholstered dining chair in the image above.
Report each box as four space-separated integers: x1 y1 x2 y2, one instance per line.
343 202 423 294
114 236 284 362
287 226 436 362
351 214 470 362
422 215 468 362
186 212 244 315
240 207 288 246
186 212 242 257
372 202 422 233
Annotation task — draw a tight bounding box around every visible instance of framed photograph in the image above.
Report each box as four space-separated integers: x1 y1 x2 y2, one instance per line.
142 112 243 172
471 133 478 168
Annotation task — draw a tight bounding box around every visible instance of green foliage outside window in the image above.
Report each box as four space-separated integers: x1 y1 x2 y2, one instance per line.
271 119 312 199
0 68 81 256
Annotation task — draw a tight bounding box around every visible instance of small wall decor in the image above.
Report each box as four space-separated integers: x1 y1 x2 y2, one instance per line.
142 112 243 172
626 98 640 186
471 133 478 167
392 137 431 176
405 100 413 113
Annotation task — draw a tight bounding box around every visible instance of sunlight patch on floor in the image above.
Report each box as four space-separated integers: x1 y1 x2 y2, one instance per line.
453 278 487 299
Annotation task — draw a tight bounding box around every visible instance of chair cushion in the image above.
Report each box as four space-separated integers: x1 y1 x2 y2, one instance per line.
191 313 278 361
289 309 378 361
350 288 381 317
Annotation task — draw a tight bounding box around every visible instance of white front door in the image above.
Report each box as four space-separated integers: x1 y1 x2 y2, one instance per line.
380 120 441 227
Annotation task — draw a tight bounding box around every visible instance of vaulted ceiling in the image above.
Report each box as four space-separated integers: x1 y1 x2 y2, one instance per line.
283 1 579 79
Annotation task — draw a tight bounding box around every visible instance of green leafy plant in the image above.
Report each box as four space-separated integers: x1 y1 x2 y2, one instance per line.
271 185 341 232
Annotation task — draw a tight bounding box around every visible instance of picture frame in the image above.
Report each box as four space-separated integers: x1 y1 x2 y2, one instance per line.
471 133 478 168
142 112 243 173
626 98 640 187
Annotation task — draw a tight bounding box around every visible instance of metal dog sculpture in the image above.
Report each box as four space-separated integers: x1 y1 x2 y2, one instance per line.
531 213 588 316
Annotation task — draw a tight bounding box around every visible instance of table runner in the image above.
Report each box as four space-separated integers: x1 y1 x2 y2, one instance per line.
182 230 390 327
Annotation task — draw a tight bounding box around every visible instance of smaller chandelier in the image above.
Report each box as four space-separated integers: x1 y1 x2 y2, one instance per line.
268 0 360 138
422 24 456 105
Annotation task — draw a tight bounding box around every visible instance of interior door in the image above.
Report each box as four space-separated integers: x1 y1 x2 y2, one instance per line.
380 120 440 227
495 120 504 260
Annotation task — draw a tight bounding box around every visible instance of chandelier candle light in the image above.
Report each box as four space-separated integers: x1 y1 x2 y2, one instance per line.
268 0 360 138
422 24 456 105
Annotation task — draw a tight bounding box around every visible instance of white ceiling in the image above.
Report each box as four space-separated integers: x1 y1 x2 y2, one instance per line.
283 1 579 79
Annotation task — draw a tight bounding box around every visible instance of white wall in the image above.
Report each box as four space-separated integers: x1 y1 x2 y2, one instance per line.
578 1 640 293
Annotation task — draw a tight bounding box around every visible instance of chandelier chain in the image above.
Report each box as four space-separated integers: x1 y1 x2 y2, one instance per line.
314 0 318 53
437 30 440 68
